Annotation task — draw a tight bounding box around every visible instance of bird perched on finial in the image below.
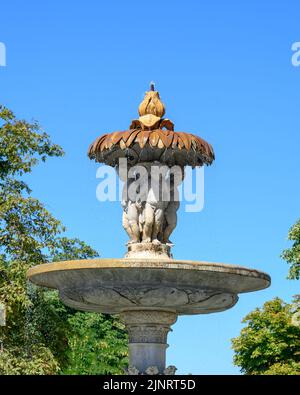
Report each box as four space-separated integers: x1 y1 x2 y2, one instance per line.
150 81 155 91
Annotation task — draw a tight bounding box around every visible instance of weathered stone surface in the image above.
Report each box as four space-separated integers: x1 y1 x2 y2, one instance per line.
120 310 177 374
120 310 177 343
125 242 172 259
26 85 272 374
88 87 215 168
27 258 270 315
124 365 177 375
27 258 270 374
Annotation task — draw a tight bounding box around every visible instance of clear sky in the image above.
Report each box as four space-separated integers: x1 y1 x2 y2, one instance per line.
1 0 300 374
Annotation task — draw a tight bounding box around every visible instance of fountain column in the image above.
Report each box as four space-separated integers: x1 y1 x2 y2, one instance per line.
120 310 177 374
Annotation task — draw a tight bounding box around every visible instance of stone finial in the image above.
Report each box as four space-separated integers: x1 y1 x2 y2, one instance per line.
138 83 165 117
137 85 166 129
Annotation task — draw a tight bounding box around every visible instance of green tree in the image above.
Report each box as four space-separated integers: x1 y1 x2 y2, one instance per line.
281 219 300 279
231 297 300 375
63 313 128 375
0 105 128 374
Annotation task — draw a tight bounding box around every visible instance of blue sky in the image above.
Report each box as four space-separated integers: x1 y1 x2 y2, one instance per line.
1 0 300 374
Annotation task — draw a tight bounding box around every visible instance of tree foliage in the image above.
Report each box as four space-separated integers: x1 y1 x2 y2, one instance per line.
63 313 128 375
232 297 300 375
0 105 63 179
0 105 128 374
281 219 300 279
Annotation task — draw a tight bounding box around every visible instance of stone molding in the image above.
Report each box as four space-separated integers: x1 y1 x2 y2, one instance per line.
120 310 177 344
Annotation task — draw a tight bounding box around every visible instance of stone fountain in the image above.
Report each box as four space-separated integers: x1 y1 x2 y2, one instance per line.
27 84 270 375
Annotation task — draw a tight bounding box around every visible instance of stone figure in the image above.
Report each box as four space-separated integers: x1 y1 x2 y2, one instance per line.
140 163 170 244
119 161 183 246
122 200 141 244
120 163 148 244
141 199 165 244
118 164 140 244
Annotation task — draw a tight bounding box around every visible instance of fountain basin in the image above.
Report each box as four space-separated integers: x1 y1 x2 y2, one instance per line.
27 259 270 374
27 258 270 315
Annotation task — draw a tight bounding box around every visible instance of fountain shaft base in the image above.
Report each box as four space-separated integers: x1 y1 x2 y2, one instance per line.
120 310 177 374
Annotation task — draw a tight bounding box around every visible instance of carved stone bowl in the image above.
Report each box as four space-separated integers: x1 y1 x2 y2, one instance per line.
27 259 270 315
88 129 215 168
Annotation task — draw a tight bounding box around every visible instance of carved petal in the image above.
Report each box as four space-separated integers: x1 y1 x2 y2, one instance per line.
94 135 106 152
129 120 142 130
157 130 170 148
119 139 126 149
149 131 160 147
157 138 164 149
171 134 178 148
160 119 174 131
164 132 174 148
176 132 190 150
121 129 134 142
110 131 123 145
100 138 108 151
126 129 140 147
177 136 184 150
136 130 150 149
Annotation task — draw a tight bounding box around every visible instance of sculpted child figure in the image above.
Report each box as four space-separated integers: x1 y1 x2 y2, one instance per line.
141 163 171 244
120 163 149 244
118 164 142 244
119 161 183 246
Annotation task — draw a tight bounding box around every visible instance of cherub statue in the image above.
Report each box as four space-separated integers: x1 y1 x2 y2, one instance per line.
122 200 141 244
119 162 149 244
118 164 142 244
119 161 183 246
141 164 169 244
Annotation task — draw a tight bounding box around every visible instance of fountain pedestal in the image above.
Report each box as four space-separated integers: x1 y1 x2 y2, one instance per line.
120 310 177 373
